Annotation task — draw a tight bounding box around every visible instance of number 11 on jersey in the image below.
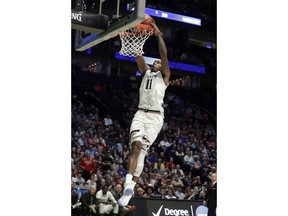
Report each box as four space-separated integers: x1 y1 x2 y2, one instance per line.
145 79 152 89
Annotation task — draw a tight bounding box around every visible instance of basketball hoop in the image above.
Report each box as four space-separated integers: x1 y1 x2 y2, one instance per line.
119 24 154 57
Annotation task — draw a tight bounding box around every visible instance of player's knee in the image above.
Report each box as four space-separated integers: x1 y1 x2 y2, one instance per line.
130 136 141 145
142 135 151 146
130 129 143 144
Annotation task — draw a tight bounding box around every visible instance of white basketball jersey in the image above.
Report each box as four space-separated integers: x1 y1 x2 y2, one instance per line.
138 70 168 114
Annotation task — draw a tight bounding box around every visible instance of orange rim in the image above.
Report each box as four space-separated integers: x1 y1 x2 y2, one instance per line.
120 24 153 36
134 24 153 31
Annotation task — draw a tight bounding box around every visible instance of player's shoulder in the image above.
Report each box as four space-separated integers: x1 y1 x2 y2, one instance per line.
145 69 151 74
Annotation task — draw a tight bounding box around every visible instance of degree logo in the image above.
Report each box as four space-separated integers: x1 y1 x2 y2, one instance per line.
195 205 208 216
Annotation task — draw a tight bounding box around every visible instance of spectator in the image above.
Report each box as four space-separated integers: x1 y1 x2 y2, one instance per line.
171 174 184 188
193 176 205 197
78 134 86 149
158 151 167 163
71 164 79 178
116 138 123 153
158 136 171 153
134 187 145 198
149 173 159 188
87 144 96 158
99 178 107 189
174 145 185 165
88 134 97 146
93 152 102 168
108 181 118 192
107 164 117 177
71 182 82 216
96 184 119 216
104 114 113 126
175 186 185 200
158 187 167 199
159 172 169 185
184 186 195 200
117 165 127 179
143 185 157 198
195 191 206 201
165 188 177 199
98 136 107 150
183 148 194 172
101 149 114 172
79 150 96 181
112 172 122 185
80 185 98 216
73 171 86 189
73 149 84 170
191 160 202 177
146 150 159 165
86 174 97 188
154 158 166 173
166 157 176 171
171 164 185 179
183 173 193 187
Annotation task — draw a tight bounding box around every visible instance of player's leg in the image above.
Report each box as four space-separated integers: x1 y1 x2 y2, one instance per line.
131 113 163 183
118 141 147 207
132 143 148 181
119 113 163 207
126 140 142 180
118 112 144 206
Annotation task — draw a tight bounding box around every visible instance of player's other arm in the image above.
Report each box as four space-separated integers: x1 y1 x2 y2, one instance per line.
152 22 171 86
136 56 150 75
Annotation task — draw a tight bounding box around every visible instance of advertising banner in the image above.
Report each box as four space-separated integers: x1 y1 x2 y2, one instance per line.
131 198 208 216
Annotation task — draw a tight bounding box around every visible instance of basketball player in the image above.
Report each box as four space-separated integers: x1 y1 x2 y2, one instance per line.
118 20 170 207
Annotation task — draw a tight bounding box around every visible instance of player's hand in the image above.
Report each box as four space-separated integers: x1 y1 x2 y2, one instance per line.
150 17 155 25
90 205 97 214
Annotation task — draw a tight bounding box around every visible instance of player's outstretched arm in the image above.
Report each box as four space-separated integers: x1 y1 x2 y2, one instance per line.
136 55 150 75
151 22 170 86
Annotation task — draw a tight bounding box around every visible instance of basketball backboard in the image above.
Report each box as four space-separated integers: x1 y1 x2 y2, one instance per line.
72 0 147 51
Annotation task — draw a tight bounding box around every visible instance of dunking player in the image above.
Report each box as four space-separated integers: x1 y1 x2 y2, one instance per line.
118 19 170 207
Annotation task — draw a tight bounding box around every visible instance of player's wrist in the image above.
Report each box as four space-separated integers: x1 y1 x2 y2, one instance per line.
155 32 163 37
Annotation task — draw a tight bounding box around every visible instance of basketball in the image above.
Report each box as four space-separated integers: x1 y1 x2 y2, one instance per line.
141 14 153 27
131 14 154 36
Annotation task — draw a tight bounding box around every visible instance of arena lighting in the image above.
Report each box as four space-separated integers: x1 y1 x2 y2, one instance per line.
206 43 213 49
86 48 92 54
127 5 201 26
115 52 205 74
145 8 201 26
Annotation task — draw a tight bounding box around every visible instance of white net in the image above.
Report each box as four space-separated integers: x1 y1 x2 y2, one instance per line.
119 24 154 57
